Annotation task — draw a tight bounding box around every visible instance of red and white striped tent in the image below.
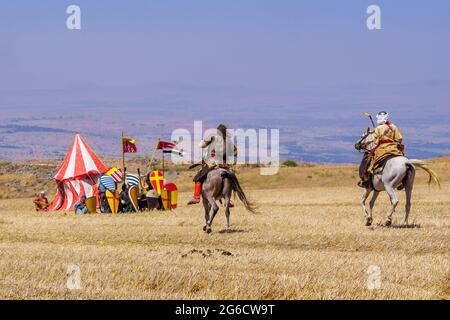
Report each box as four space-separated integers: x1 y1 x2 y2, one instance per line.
49 134 108 211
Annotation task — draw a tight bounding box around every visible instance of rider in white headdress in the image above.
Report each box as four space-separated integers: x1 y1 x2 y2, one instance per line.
358 111 405 188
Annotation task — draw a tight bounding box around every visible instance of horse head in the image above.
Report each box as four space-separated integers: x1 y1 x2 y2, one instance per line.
355 127 375 152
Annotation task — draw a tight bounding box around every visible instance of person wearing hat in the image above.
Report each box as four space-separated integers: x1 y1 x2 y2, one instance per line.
74 194 88 215
33 191 49 212
358 111 405 188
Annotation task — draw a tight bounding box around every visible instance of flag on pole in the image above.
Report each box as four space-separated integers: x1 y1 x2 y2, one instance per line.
157 140 184 156
157 140 176 150
162 149 184 156
122 137 137 153
106 167 124 183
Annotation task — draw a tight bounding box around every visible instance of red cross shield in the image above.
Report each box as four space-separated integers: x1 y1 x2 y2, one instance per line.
150 170 164 195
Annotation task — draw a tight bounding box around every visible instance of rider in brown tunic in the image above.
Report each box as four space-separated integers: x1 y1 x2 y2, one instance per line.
187 124 238 205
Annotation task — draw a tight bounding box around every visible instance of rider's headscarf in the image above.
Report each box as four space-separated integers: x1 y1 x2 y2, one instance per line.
376 111 389 125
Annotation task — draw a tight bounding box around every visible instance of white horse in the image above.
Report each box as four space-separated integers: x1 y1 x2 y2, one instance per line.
355 128 440 227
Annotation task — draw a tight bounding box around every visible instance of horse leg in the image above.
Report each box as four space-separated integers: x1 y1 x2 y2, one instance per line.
202 195 211 232
223 196 231 232
367 191 379 226
404 167 415 226
205 195 219 234
361 188 372 225
385 185 399 227
223 178 232 232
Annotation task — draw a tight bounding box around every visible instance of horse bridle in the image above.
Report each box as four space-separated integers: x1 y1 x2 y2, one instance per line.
355 131 374 153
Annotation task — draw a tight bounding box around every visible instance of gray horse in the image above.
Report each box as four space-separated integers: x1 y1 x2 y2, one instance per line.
201 168 256 233
355 128 440 227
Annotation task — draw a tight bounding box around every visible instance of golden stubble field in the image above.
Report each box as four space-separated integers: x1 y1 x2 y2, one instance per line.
0 160 449 300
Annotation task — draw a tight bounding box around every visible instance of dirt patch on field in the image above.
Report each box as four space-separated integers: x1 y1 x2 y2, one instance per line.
181 249 234 258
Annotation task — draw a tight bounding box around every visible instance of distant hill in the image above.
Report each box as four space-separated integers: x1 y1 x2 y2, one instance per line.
1 83 450 163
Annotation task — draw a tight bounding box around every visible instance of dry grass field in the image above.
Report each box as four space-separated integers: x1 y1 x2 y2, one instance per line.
0 158 449 300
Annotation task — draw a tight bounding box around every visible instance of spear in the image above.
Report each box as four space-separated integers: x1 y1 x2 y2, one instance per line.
147 138 160 174
363 112 376 128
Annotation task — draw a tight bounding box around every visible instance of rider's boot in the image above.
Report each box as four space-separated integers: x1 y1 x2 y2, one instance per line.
358 175 371 188
358 180 370 188
187 182 202 205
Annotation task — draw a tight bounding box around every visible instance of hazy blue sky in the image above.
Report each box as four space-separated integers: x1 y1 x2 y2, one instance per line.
1 0 449 92
1 1 449 162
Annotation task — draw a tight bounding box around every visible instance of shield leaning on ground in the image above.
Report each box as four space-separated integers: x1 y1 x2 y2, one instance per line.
106 190 119 214
150 170 164 195
128 185 139 212
85 196 97 213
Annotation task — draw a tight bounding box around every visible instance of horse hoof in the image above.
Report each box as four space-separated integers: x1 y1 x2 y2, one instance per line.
203 225 207 232
385 220 392 227
206 228 212 234
365 218 373 226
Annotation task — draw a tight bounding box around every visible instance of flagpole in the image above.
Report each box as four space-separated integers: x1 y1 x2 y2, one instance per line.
162 150 165 177
147 138 160 173
122 131 125 171
137 168 145 192
122 131 129 186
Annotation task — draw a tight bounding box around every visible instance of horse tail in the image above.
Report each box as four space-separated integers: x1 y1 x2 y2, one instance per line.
222 170 257 213
407 159 441 188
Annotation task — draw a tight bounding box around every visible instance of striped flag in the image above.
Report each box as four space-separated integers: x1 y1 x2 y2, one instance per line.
162 148 184 156
126 174 140 186
106 167 124 183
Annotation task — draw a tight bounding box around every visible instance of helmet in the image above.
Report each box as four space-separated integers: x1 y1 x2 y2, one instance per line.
376 111 389 125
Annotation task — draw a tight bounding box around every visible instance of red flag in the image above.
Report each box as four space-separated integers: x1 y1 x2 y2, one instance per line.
122 137 137 153
157 140 176 150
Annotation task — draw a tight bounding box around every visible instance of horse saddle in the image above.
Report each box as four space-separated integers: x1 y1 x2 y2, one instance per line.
373 154 403 175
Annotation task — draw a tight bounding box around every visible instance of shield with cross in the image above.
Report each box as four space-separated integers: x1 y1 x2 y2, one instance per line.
150 170 164 195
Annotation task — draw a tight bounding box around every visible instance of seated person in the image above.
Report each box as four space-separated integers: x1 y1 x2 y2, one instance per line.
98 175 109 213
146 187 160 211
33 191 49 212
74 195 88 215
119 183 133 213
